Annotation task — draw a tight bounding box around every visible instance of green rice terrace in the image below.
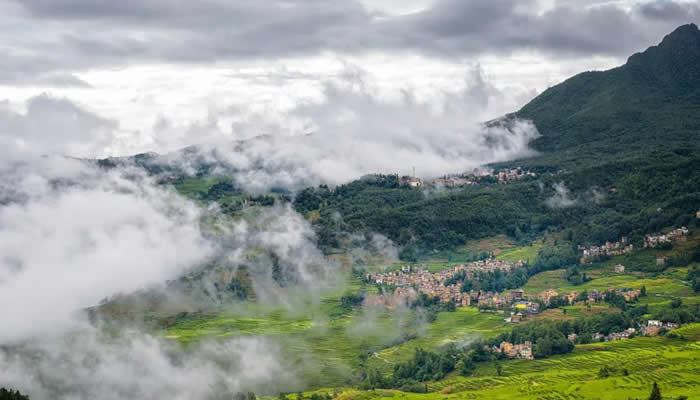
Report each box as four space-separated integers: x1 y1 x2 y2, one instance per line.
140 228 700 398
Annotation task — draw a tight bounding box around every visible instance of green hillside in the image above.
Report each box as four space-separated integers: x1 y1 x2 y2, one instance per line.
515 23 700 165
293 24 700 257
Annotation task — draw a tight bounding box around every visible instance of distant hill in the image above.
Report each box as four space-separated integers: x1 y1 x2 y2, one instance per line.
514 23 700 165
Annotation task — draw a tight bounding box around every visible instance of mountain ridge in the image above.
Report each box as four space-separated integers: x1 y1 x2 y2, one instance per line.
515 23 700 158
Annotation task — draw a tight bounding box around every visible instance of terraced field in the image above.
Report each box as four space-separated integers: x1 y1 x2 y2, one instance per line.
522 269 692 297
496 242 543 264
366 307 508 374
334 337 700 400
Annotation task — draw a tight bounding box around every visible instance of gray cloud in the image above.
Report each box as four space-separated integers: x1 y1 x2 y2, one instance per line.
0 95 119 159
1 0 698 82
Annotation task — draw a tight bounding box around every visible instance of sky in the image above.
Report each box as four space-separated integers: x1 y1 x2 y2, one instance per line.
1 0 698 160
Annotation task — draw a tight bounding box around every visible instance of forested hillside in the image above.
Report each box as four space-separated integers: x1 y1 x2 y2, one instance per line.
294 24 700 258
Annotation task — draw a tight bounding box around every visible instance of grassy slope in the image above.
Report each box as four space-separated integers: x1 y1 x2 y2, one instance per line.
331 335 700 400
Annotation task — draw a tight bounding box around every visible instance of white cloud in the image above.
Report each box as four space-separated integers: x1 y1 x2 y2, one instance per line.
0 325 294 400
153 65 540 192
0 158 213 342
545 181 579 208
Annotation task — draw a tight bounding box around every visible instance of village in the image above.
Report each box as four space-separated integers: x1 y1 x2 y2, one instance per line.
366 258 523 307
643 226 689 248
492 317 680 361
579 236 634 263
398 167 537 188
578 226 689 264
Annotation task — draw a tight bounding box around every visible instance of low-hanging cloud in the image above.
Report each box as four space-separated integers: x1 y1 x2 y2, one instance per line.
0 157 344 398
0 324 295 400
545 181 579 208
151 66 541 192
0 157 213 342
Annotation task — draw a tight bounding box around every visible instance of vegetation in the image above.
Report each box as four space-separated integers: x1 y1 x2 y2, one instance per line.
0 388 29 400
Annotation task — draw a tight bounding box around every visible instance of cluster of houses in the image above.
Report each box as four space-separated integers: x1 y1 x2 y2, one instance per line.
493 341 534 359
495 168 536 183
579 237 634 263
591 328 638 342
589 319 681 342
640 320 680 336
643 227 689 248
400 167 536 189
366 259 523 306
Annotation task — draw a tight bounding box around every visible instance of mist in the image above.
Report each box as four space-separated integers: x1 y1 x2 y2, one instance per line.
0 324 295 400
143 66 540 192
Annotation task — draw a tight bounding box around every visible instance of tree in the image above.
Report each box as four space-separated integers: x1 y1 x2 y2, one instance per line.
0 388 29 400
494 361 503 376
648 382 661 400
641 285 647 297
670 298 682 308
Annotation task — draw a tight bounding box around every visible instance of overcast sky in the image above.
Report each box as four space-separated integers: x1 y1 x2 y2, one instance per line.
1 0 698 158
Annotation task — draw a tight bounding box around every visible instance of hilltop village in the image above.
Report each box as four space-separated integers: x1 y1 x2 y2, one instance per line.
398 167 536 188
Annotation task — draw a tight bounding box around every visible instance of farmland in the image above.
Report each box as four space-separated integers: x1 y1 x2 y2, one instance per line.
324 335 700 400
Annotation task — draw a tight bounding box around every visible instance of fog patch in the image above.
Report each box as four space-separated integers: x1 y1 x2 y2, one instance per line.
0 158 213 342
141 66 540 192
545 181 578 208
0 324 294 400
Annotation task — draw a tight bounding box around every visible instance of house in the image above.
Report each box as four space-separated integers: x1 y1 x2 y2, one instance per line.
567 333 578 342
643 325 660 336
498 341 533 359
504 312 523 323
511 289 525 300
614 264 625 273
408 178 422 188
537 289 559 304
648 320 662 327
663 322 679 330
656 256 667 266
434 177 456 187
592 333 604 342
696 210 700 219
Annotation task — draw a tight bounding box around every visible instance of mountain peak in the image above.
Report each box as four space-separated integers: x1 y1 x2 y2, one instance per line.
657 22 700 51
625 23 700 85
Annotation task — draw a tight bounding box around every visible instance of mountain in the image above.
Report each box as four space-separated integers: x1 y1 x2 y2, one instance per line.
292 25 700 257
515 23 700 162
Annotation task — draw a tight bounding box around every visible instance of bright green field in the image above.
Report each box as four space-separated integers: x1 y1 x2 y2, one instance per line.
522 268 692 297
331 336 700 400
366 307 508 374
160 278 511 388
496 242 543 264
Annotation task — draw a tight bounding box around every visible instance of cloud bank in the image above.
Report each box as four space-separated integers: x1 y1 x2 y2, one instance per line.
0 158 213 342
0 157 345 398
1 0 698 81
0 325 294 400
147 66 540 191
